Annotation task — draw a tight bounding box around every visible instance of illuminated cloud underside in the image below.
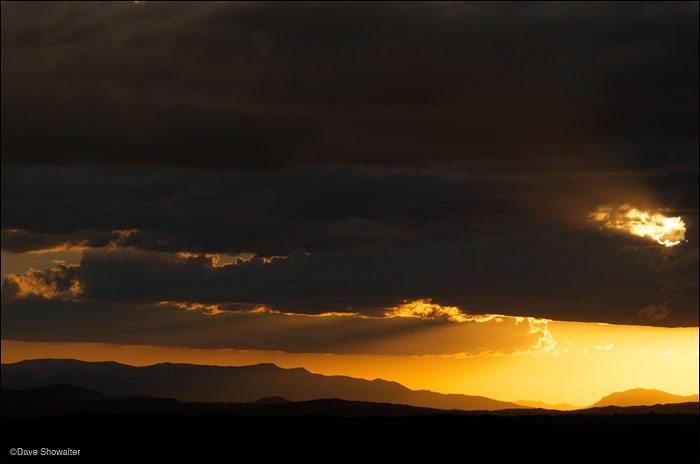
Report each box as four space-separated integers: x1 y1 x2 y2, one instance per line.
2 266 82 300
384 299 502 323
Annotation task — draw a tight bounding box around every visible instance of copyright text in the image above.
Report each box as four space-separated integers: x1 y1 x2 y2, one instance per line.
9 448 80 457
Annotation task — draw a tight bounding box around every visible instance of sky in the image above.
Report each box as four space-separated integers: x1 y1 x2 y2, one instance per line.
1 1 698 405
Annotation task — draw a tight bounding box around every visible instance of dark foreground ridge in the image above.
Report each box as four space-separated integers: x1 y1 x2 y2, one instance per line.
2 385 699 419
1 358 525 411
2 385 699 463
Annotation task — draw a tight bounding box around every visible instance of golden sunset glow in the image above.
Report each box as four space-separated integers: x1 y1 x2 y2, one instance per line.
590 204 686 246
3 318 697 406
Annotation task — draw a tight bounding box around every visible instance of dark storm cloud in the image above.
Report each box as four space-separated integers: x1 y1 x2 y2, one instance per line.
2 1 698 169
0 295 416 354
0 229 118 254
3 231 697 326
0 165 525 255
76 239 699 326
1 2 697 331
2 163 697 255
0 296 547 355
2 163 697 326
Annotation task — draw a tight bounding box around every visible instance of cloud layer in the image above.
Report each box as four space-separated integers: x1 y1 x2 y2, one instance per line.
2 2 697 169
1 1 697 354
2 237 697 327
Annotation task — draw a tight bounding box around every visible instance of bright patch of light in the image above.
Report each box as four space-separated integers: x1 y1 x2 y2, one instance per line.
384 299 499 323
590 204 685 247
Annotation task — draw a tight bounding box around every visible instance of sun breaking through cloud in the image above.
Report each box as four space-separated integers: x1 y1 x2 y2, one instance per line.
590 204 686 247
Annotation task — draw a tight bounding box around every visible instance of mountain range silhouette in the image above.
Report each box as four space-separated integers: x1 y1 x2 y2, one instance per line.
590 388 699 407
2 383 698 419
2 361 698 463
0 358 523 410
2 358 697 411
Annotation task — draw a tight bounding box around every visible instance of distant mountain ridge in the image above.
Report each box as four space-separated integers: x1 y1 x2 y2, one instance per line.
0 358 524 411
3 359 697 411
515 400 579 410
2 384 697 419
590 388 699 408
